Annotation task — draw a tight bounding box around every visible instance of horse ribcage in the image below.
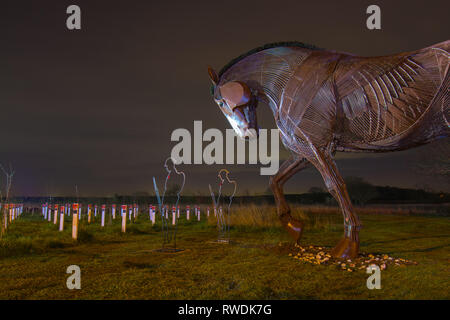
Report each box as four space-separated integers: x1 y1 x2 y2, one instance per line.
337 48 447 145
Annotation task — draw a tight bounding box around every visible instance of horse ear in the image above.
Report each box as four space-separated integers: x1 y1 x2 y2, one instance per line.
208 66 219 85
218 81 251 107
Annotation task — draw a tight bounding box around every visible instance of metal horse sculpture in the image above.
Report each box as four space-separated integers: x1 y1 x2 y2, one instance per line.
208 40 449 259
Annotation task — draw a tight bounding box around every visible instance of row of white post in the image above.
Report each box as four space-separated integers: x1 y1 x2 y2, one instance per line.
1 203 24 231
39 203 221 240
41 203 217 223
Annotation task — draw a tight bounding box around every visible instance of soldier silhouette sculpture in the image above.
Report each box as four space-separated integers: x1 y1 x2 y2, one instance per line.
208 40 449 259
153 157 185 252
209 169 237 243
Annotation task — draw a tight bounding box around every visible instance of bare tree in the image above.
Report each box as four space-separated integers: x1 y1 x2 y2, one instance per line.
1 163 15 236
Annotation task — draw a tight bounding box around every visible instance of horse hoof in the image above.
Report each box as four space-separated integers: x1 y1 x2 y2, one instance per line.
284 218 304 244
330 237 359 259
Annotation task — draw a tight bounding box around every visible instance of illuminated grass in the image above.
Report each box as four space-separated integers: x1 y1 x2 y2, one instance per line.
0 207 448 299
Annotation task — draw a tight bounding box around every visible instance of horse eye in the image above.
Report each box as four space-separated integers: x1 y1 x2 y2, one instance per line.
219 101 224 107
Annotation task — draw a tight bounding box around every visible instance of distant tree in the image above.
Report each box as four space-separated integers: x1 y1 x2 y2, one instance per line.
344 176 378 206
414 139 450 189
113 193 123 204
165 184 181 196
133 191 150 197
308 186 326 194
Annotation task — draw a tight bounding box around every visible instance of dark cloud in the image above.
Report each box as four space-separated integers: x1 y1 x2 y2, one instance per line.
0 0 448 196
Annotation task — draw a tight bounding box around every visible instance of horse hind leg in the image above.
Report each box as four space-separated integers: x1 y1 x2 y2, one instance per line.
311 149 362 259
270 156 310 243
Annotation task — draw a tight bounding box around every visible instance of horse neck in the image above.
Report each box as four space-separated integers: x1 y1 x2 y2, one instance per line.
219 46 314 117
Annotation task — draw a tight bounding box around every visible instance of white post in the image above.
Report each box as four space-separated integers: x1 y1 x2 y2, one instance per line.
78 204 82 220
152 206 156 225
186 205 190 220
172 206 176 225
121 205 127 232
133 204 138 219
101 204 105 227
48 205 52 222
112 204 116 219
59 205 65 231
72 203 79 240
53 205 58 224
94 205 98 217
207 207 210 217
88 204 92 223
128 206 132 221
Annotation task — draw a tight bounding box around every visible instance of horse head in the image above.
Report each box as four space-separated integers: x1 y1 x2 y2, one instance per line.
208 66 258 140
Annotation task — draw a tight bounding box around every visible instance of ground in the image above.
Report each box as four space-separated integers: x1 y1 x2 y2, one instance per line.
0 206 449 299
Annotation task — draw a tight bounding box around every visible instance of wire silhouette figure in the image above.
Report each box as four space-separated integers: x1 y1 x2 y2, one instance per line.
153 157 185 251
209 169 237 242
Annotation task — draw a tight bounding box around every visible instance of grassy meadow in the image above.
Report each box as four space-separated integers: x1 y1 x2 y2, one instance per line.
0 204 449 299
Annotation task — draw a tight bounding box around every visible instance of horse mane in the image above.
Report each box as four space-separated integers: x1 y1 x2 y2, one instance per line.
218 41 323 78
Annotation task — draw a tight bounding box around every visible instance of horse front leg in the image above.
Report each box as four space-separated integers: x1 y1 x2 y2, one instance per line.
312 149 362 259
270 156 310 243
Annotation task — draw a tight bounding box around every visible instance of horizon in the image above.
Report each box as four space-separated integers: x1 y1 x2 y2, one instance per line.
8 182 450 199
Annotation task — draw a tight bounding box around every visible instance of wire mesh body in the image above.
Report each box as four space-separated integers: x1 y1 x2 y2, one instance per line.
218 41 449 158
210 41 449 258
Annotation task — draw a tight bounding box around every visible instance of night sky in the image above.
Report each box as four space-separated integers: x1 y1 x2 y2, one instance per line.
1 0 449 197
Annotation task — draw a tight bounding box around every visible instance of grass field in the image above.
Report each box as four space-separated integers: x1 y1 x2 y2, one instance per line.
0 205 449 299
